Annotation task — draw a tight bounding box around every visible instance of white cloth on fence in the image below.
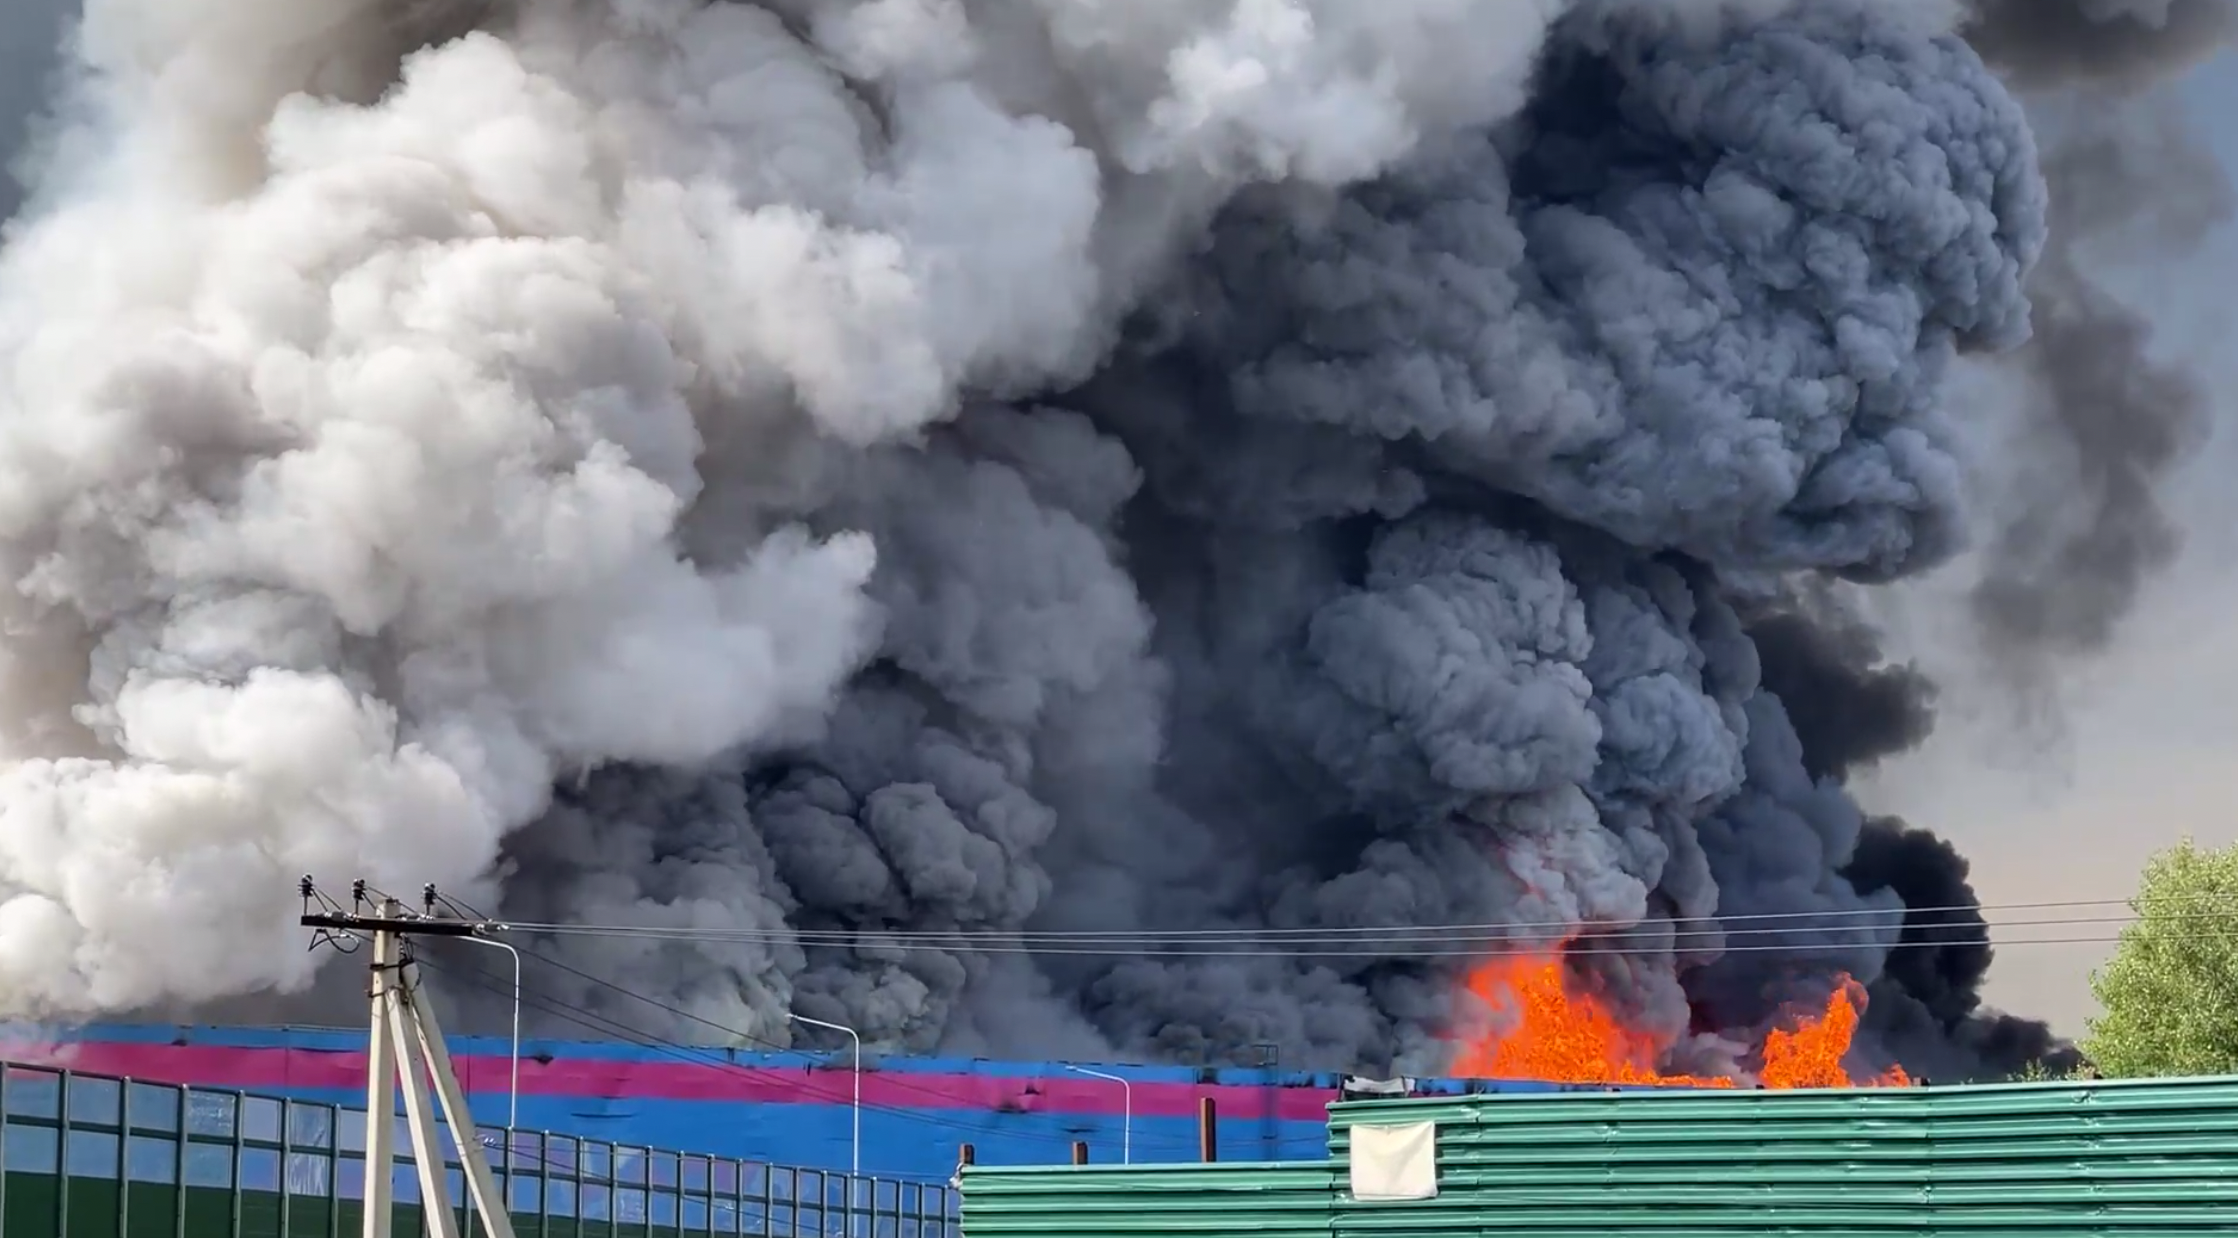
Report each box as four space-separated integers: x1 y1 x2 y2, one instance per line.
1347 1121 1438 1202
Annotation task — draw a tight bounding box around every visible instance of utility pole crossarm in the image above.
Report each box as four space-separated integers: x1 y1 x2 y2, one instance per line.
301 911 491 937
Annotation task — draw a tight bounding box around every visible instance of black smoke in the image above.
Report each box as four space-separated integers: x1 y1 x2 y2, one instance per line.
514 3 2059 1075
1845 819 2082 1080
1966 0 2238 90
1749 597 1938 783
1744 593 2077 1078
1735 0 2238 1080
1967 97 2232 680
0 0 2209 1090
1663 0 2238 1082
1963 0 2235 684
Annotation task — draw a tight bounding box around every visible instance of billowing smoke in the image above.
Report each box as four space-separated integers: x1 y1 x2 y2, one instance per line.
0 0 75 220
1739 592 2076 1078
1962 0 2237 677
0 0 2198 1080
1966 0 2238 89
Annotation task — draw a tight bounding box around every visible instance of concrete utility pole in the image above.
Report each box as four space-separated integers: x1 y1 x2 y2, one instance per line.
301 881 516 1238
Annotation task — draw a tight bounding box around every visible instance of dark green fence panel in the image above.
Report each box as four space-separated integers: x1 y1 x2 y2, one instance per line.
959 1164 1336 1238
1322 1077 2238 1237
961 1076 2238 1237
1 1062 956 1238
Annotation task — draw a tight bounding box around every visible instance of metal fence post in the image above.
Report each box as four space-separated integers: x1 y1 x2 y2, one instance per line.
279 1100 292 1238
173 1085 188 1238
230 1097 246 1238
58 1071 72 1238
115 1082 130 1238
329 1101 342 1238
1 1066 11 1231
727 1155 744 1238
535 1132 550 1238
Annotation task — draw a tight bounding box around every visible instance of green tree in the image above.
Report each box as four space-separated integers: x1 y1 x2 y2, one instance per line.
2082 839 2238 1077
2006 1059 2092 1083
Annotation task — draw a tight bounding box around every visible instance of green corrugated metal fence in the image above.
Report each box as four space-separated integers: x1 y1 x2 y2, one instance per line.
960 1077 2238 1236
0 1062 957 1237
1324 1078 2238 1236
958 1164 1337 1238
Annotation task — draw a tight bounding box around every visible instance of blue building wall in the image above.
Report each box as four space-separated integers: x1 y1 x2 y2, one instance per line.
10 1023 1605 1184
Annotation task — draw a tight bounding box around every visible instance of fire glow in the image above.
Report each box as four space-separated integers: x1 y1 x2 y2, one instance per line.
1453 945 1911 1089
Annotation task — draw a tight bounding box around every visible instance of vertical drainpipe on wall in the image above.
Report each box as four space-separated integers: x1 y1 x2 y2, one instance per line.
1253 1043 1279 1160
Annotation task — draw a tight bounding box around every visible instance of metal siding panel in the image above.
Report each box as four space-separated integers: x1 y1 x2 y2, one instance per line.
1325 1077 2238 1237
960 1164 1336 1238
963 1078 2238 1236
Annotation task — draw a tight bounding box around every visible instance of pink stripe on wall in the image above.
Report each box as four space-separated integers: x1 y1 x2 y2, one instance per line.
1 1041 1338 1122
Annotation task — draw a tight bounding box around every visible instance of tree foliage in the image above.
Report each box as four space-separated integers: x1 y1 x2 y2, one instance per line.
2006 1058 2093 1083
2082 839 2238 1077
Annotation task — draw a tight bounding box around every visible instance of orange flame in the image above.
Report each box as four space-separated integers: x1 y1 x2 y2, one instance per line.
1453 945 1909 1089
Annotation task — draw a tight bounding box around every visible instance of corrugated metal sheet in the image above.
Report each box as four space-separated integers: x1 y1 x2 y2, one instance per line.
1325 1077 2238 1236
959 1163 1338 1237
962 1077 2238 1236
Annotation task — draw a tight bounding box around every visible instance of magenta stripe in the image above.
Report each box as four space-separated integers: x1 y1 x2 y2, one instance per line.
2 1042 1337 1122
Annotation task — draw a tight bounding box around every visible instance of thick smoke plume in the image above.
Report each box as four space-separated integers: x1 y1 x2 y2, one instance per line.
1967 0 2238 90
0 0 2202 1080
1742 593 2076 1078
1961 6 2236 675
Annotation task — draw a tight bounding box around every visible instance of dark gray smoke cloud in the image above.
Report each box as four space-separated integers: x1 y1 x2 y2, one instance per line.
0 0 75 220
1735 593 2074 1077
0 0 2175 1085
1966 0 2238 89
504 0 2055 1078
1749 595 1938 782
1968 95 2233 671
1959 0 2235 678
1675 0 2237 1082
1844 818 2081 1080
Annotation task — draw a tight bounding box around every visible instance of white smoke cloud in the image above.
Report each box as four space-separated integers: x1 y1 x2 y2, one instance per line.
0 0 1604 1021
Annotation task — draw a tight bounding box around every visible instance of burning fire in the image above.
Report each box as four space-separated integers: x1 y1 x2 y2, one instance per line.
1452 946 1910 1089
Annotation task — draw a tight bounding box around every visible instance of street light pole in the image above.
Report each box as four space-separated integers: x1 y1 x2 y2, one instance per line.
788 1012 861 1225
1061 1065 1132 1164
456 937 522 1131
447 937 521 1237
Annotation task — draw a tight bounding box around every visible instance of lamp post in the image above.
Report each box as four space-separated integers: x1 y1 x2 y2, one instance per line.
456 936 522 1130
451 936 521 1236
1061 1065 1132 1164
788 1012 862 1227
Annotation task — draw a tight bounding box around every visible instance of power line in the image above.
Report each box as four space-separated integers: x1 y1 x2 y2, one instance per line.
407 924 2138 1162
303 879 2189 1174
302 882 1127 1152
489 914 2116 950
482 903 2222 959
477 928 2173 961
371 891 2169 1165
422 952 1071 1158
490 892 2235 950
495 943 1217 1145
418 946 1131 1155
